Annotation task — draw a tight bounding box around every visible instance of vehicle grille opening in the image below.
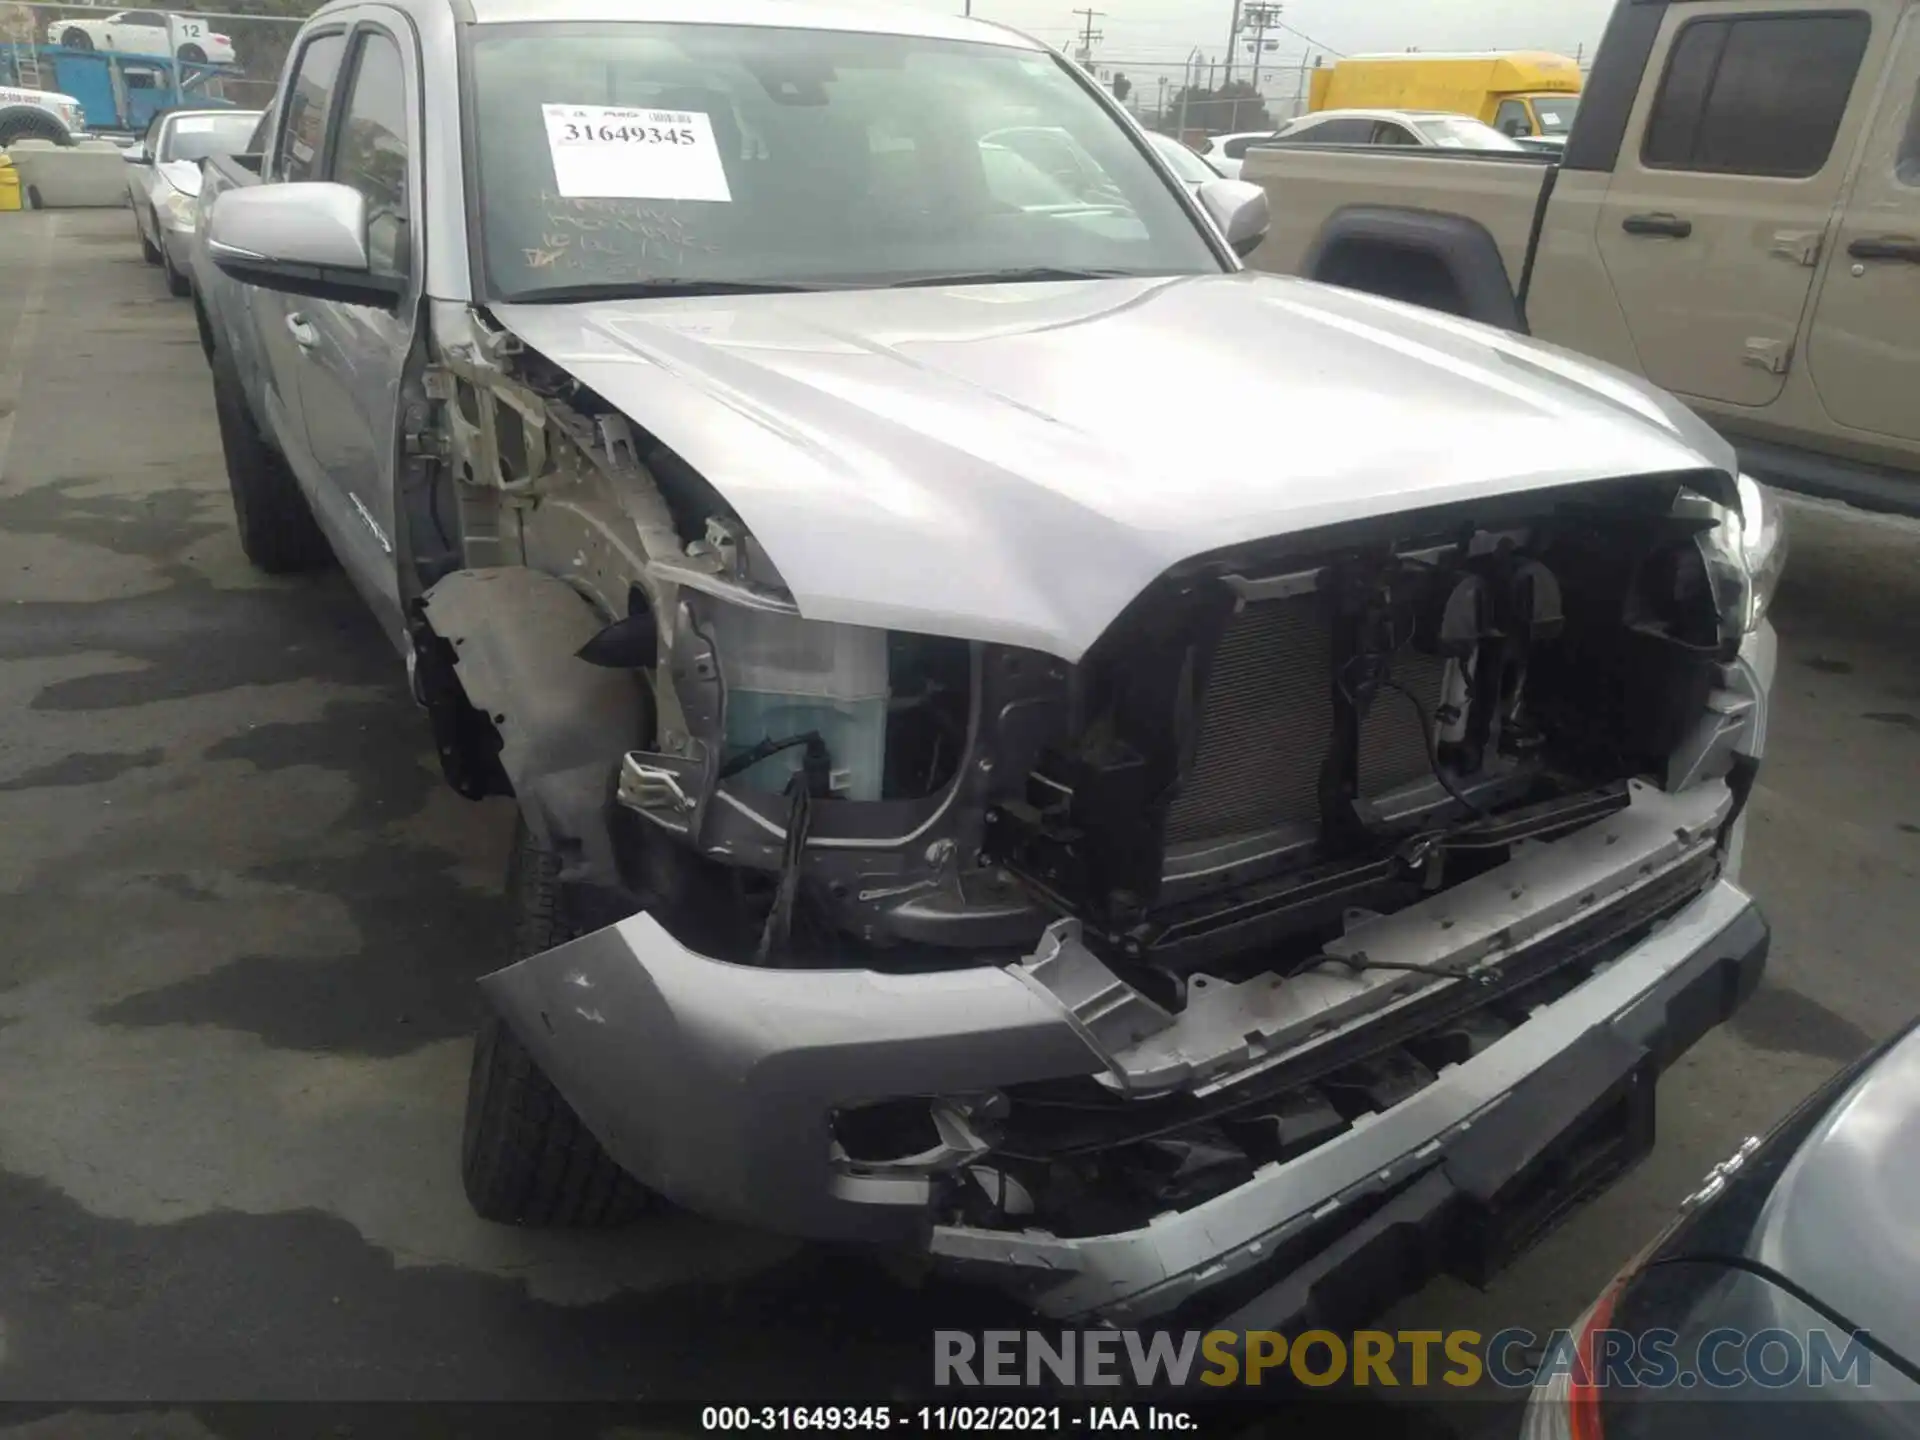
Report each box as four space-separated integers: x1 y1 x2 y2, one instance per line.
1165 593 1446 845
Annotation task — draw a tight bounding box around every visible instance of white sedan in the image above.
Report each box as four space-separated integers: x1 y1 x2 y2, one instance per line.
128 107 261 295
48 10 236 64
1190 129 1286 179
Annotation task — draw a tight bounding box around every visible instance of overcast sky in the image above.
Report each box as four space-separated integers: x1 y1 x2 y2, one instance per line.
897 0 1618 74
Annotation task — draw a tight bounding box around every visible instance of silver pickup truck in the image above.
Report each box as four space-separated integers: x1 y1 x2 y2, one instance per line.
190 0 1784 1327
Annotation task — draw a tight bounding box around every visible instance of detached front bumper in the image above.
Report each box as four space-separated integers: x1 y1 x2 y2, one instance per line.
481 786 1765 1319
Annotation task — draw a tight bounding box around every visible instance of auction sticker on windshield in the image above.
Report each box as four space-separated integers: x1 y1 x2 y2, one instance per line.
541 104 732 202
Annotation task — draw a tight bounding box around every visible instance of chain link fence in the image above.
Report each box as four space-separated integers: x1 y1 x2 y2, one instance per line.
1076 56 1317 141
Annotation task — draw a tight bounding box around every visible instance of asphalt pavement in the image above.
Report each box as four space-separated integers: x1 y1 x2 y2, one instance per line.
1 209 1917 1436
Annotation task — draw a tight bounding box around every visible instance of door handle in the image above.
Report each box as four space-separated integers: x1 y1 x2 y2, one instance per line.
285 312 318 348
1848 235 1920 264
1622 213 1693 239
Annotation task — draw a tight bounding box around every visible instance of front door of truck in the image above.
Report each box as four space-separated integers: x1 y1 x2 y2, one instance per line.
249 24 346 530
290 13 417 641
1808 9 1920 442
1594 4 1878 410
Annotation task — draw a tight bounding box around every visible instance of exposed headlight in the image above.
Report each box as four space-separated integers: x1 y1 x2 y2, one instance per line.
160 187 199 232
1723 474 1789 633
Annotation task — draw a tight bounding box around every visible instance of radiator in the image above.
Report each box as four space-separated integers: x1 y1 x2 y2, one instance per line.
1164 594 1447 846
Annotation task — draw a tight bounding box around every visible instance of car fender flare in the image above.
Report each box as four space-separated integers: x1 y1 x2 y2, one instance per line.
417 568 646 887
1301 204 1524 333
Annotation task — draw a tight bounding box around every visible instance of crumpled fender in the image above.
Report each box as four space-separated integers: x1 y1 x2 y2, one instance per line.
420 567 644 883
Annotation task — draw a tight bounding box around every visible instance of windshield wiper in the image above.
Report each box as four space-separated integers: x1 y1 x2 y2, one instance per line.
883 266 1141 289
497 279 830 304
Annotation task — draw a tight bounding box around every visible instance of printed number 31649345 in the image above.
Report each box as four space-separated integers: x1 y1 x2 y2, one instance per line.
560 122 696 146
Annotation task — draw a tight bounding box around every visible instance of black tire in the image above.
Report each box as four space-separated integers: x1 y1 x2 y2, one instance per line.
161 237 190 296
0 109 68 148
178 42 205 63
209 335 332 573
461 821 652 1228
60 27 93 50
137 210 161 265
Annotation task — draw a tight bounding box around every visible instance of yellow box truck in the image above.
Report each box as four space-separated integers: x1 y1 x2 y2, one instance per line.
1306 52 1582 141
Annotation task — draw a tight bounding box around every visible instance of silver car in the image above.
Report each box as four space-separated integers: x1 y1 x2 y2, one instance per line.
127 106 262 295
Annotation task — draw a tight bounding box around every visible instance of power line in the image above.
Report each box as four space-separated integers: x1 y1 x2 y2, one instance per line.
1276 20 1346 58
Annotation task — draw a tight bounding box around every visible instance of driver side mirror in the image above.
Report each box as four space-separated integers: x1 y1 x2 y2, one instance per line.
124 142 151 165
1197 178 1271 259
207 181 405 309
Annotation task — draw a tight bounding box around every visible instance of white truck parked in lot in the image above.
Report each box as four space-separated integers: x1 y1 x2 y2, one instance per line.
0 81 86 146
191 0 1784 1326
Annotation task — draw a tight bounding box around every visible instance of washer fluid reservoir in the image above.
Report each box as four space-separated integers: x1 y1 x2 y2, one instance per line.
709 608 889 801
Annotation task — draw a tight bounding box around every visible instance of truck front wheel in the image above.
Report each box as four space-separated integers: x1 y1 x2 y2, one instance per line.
209 336 332 573
461 820 653 1228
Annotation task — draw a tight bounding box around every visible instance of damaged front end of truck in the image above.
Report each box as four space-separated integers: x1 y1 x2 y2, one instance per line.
403 296 1781 1322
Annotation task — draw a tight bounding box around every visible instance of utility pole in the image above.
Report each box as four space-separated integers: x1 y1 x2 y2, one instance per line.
1222 0 1242 87
1243 2 1282 94
1071 6 1104 65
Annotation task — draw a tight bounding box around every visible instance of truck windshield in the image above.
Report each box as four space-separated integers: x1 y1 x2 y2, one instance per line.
1532 97 1579 135
159 112 261 163
467 23 1223 301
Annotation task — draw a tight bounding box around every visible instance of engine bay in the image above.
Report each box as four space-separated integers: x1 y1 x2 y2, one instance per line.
602 469 1748 998
410 320 1751 1005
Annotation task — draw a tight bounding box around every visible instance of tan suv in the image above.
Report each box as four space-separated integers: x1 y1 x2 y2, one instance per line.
1244 0 1920 516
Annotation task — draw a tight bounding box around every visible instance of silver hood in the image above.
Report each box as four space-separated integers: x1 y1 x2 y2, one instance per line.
494 272 1733 662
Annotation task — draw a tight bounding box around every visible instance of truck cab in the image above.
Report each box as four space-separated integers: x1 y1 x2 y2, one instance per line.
1248 0 1920 517
1532 0 1919 509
